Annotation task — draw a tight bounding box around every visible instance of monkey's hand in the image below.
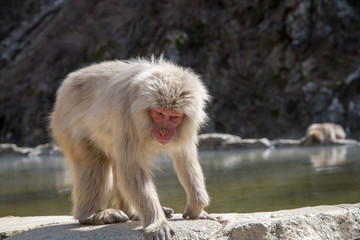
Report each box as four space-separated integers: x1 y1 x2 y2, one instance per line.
145 221 175 240
183 209 215 220
79 209 129 225
126 206 173 221
162 206 174 218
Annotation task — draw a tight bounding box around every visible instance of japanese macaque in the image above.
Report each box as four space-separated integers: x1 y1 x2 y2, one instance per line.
50 58 212 240
301 123 346 145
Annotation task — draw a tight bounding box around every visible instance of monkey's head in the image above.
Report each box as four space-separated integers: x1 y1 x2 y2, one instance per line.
308 130 324 144
130 58 210 149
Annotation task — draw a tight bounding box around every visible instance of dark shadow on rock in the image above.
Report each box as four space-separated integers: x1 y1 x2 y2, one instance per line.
8 221 144 240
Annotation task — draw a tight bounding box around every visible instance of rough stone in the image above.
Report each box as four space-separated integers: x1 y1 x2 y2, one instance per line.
226 138 272 149
301 58 316 79
0 144 32 156
270 139 302 148
302 82 318 93
198 133 271 150
198 133 360 149
327 98 344 123
165 30 188 63
198 133 242 150
1 203 359 240
302 81 318 100
285 1 311 45
345 64 360 85
0 143 61 157
313 87 333 116
266 43 284 75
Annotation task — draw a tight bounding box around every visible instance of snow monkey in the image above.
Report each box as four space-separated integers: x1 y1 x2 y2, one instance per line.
301 123 346 145
50 58 212 239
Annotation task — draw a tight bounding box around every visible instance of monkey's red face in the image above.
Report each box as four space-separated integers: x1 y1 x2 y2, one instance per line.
151 108 184 144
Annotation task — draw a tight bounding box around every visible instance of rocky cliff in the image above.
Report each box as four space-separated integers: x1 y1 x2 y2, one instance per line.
1 0 360 146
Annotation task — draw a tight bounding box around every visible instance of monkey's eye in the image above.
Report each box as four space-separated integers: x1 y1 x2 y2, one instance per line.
169 115 183 124
151 109 166 120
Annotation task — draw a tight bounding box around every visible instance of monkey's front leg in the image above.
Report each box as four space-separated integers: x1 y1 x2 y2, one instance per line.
117 160 175 240
171 146 214 220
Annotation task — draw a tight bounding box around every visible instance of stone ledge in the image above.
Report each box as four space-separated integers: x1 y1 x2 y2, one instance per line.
1 203 359 240
1 135 360 156
197 133 360 150
0 143 62 157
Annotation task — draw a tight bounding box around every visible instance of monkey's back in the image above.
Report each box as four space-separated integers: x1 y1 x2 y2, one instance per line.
50 61 148 150
50 58 210 154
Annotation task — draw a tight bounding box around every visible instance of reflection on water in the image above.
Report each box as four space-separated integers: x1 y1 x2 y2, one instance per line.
309 147 347 172
0 146 359 217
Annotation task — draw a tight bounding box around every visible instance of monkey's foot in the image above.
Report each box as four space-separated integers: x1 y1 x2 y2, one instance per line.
79 209 130 225
162 206 174 218
126 206 173 221
145 221 175 240
183 210 215 220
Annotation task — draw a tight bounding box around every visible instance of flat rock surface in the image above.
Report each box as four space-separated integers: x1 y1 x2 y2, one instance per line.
1 203 359 240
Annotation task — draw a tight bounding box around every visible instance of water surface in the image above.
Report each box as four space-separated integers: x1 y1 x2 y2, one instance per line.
0 146 359 217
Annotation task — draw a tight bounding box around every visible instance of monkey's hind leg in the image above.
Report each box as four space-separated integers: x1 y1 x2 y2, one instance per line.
68 144 129 225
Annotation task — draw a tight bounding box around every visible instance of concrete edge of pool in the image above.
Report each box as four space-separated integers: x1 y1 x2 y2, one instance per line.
1 203 359 240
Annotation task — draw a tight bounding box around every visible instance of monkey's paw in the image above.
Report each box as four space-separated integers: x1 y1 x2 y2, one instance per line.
126 206 173 221
145 221 175 240
162 206 174 218
183 210 215 220
79 209 130 225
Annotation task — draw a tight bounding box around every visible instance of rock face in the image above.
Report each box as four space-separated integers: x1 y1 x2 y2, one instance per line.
1 203 359 240
1 0 360 146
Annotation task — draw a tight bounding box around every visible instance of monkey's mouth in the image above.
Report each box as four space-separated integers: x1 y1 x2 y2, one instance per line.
153 128 174 145
156 138 170 145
